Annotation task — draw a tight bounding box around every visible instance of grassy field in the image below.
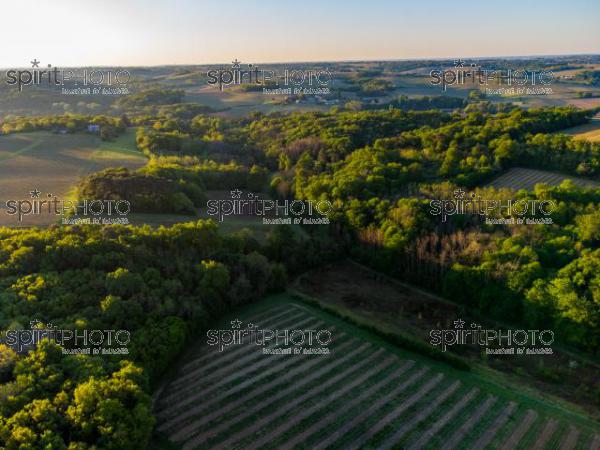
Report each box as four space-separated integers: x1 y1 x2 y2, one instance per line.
486 167 599 191
0 129 146 226
127 213 295 241
129 190 310 241
153 293 600 450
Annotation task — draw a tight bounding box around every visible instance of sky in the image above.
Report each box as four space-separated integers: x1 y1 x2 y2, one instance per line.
1 0 599 67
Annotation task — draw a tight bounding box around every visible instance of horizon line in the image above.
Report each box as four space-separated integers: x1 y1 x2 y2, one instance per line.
1 52 599 70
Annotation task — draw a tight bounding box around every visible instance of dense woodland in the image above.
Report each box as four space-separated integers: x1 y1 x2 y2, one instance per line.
0 99 599 447
0 221 339 448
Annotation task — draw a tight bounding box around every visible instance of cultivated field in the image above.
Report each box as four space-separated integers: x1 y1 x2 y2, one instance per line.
153 296 600 450
0 129 146 226
486 167 599 191
184 85 330 118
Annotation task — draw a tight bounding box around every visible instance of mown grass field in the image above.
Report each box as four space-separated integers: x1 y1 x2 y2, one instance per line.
0 129 146 226
130 190 310 239
153 294 600 450
486 167 599 191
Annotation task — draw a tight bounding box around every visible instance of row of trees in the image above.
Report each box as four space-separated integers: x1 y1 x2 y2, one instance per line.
0 114 127 139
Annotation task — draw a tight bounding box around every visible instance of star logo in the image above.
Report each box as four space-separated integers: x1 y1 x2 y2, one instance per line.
453 189 465 199
453 59 465 68
29 319 41 328
30 188 41 198
232 59 241 68
230 319 242 329
454 319 465 329
31 59 40 68
230 189 242 199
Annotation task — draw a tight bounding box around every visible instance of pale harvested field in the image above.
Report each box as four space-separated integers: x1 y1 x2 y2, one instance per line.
563 118 600 143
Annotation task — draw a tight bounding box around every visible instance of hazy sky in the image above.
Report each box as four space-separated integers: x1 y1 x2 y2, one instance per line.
1 0 599 67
